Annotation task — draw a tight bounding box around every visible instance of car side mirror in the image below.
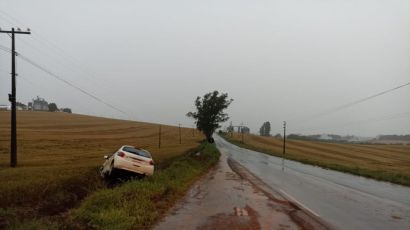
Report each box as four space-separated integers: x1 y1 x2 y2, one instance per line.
104 155 109 159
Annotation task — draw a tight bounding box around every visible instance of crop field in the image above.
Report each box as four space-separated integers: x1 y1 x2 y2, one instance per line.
225 133 410 186
0 111 204 226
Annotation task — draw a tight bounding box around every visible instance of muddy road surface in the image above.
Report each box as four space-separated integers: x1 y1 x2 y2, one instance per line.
155 148 329 229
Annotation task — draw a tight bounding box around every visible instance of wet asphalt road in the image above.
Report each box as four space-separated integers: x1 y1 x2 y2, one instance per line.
215 135 410 230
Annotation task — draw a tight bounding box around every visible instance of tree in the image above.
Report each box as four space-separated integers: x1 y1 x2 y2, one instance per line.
62 108 72 113
259 121 271 136
48 103 58 112
187 91 233 142
16 102 27 110
16 102 26 107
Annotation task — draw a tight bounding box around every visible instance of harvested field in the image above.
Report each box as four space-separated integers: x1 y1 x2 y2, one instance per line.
0 111 203 225
225 133 410 186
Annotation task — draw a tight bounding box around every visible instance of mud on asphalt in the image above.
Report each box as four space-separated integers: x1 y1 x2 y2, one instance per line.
155 151 333 230
228 157 331 230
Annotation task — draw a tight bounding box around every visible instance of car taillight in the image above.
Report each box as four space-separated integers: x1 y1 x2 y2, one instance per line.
149 160 154 165
117 152 125 157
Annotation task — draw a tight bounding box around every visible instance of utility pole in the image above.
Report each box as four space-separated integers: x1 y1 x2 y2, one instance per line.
0 28 31 167
282 121 286 171
179 124 181 144
192 124 195 137
158 125 161 148
240 122 244 143
283 121 286 155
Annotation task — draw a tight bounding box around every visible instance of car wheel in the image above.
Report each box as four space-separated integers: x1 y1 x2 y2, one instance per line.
107 161 115 178
99 166 105 178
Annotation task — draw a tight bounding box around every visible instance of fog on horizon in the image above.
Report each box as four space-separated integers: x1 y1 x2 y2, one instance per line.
0 0 409 137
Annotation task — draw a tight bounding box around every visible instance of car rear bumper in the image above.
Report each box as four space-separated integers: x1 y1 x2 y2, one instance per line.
114 156 154 176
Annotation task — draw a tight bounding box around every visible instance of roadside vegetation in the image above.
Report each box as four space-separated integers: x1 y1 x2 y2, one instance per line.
65 142 219 230
0 111 206 228
187 90 233 142
223 132 410 186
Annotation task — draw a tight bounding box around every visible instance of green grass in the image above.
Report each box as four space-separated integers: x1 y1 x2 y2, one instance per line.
5 142 220 229
223 135 410 186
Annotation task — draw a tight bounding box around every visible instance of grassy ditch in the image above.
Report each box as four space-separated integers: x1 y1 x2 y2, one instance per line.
222 134 410 186
63 142 220 230
2 142 220 229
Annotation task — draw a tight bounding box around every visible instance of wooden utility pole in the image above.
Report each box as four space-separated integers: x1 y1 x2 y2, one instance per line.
283 121 286 155
158 125 161 148
282 121 286 171
0 28 31 167
179 124 181 144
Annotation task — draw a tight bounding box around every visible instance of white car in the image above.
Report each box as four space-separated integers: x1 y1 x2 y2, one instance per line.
101 145 154 178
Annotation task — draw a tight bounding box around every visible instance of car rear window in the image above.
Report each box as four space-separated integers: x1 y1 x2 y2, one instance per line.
123 146 152 158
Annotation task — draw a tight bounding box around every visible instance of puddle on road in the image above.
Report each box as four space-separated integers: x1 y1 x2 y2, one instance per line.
198 206 260 230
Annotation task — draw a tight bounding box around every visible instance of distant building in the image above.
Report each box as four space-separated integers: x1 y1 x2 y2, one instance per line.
16 102 28 111
0 104 10 111
240 126 250 134
32 96 49 111
319 134 332 140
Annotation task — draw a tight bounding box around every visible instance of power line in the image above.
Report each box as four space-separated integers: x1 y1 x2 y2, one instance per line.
1 48 91 113
0 13 16 25
292 82 410 125
13 73 95 115
334 111 410 128
0 10 113 84
17 33 114 92
0 45 11 53
302 112 410 134
18 54 130 117
12 37 122 105
0 11 130 111
0 46 131 117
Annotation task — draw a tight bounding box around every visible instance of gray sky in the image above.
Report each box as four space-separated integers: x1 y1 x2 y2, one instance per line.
0 0 409 136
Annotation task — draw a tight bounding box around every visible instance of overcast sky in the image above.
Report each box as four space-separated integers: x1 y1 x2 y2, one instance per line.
0 0 409 136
